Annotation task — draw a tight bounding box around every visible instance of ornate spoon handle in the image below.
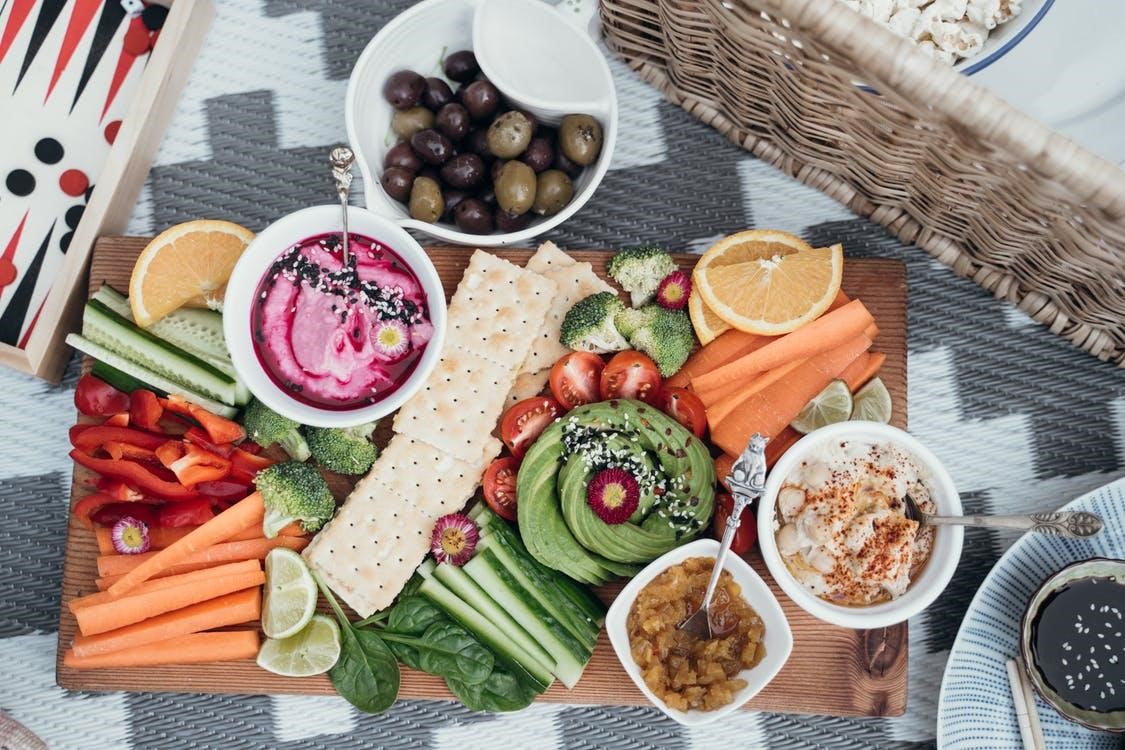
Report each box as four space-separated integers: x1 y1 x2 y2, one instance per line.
329 146 355 266
922 510 1103 538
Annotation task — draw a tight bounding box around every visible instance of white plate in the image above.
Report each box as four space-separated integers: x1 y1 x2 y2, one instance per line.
937 476 1125 749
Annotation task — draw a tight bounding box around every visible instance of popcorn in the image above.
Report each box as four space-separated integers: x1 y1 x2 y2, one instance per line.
838 0 1021 63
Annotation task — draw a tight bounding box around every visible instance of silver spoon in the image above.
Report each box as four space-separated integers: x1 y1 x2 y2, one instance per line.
679 433 768 641
329 146 355 267
903 494 1103 538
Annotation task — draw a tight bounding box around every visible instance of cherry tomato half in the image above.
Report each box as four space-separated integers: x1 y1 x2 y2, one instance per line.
74 373 130 417
549 352 605 410
712 492 757 556
482 456 520 522
500 397 562 459
599 351 662 405
661 387 708 438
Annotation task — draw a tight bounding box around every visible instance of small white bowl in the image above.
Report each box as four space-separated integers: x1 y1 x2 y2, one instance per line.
223 205 446 428
957 0 1054 76
344 0 617 247
605 538 793 727
757 421 963 629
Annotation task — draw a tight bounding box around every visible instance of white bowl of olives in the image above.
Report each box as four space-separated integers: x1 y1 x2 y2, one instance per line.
345 0 617 246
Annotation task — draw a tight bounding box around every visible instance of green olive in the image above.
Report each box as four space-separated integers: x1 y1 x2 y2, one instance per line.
532 169 573 216
494 161 537 216
392 106 435 140
487 111 533 159
558 114 603 167
408 176 444 223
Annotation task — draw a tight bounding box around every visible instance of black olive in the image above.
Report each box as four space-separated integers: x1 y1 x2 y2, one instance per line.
553 146 583 179
520 137 555 173
382 70 425 109
409 128 454 165
495 208 532 233
380 166 415 202
465 128 493 161
460 80 500 121
441 188 469 221
442 50 479 83
454 198 494 234
435 103 470 142
490 158 507 183
422 77 454 110
440 153 485 189
384 141 422 172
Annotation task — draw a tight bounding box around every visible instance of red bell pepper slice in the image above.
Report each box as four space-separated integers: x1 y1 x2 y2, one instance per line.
95 477 143 502
162 395 246 445
183 426 235 457
167 443 231 487
71 425 167 455
69 449 199 499
129 389 163 432
103 441 158 462
90 502 160 529
158 497 215 527
157 413 191 436
72 492 160 528
74 373 130 417
238 440 263 455
195 478 253 501
103 412 130 427
155 440 185 469
228 447 276 484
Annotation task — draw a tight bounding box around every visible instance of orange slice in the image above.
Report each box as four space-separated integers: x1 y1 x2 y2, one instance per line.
129 220 255 327
693 230 843 335
687 290 730 345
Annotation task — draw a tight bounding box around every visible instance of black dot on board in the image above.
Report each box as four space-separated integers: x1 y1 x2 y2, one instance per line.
6 169 34 196
35 138 64 164
60 232 73 253
65 205 85 229
141 4 168 30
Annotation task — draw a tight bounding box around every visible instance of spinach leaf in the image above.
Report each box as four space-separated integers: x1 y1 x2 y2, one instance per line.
386 595 445 636
381 621 494 685
315 572 401 714
445 667 538 712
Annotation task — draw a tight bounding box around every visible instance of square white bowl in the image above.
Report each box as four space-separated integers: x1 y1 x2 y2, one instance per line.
605 538 793 727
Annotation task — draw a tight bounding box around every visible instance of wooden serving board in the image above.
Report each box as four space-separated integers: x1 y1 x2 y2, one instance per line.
57 237 909 717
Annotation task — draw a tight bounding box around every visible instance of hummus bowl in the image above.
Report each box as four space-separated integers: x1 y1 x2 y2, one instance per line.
224 205 445 428
757 421 963 629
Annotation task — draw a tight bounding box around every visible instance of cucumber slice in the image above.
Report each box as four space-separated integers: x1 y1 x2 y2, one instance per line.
431 563 555 675
464 549 591 689
90 360 165 397
417 574 553 692
66 334 238 418
82 299 239 405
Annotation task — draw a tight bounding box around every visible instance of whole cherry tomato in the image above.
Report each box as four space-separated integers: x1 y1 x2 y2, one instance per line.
712 492 757 555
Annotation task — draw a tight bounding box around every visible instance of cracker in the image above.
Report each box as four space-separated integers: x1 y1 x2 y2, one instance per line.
446 250 556 371
519 262 616 373
525 241 575 274
393 347 513 463
303 485 436 617
505 368 551 406
369 434 501 517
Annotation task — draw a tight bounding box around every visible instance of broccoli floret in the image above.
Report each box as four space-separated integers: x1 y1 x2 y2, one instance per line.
254 461 336 537
305 422 379 475
242 399 311 462
607 246 677 307
614 305 659 339
559 292 629 354
627 307 694 377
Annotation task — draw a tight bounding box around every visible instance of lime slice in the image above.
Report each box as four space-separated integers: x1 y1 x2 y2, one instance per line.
262 547 318 639
850 377 892 423
790 379 853 435
257 614 341 677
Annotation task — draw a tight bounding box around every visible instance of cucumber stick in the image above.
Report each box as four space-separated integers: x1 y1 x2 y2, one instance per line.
464 549 591 689
417 573 553 692
81 299 239 405
67 334 238 418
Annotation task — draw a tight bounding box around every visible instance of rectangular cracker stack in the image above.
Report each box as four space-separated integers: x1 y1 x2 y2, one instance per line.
304 250 555 617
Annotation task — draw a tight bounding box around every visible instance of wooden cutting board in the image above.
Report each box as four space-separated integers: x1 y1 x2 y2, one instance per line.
56 236 909 717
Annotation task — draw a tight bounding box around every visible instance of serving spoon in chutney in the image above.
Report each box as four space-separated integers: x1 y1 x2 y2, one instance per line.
679 433 768 641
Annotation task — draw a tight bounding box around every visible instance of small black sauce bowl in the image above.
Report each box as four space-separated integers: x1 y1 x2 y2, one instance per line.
1019 557 1125 734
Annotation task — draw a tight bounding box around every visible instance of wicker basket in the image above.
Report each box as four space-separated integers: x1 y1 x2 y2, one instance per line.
600 0 1125 366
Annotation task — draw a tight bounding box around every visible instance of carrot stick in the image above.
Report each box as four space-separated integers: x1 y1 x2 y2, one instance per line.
765 427 802 467
72 560 261 611
704 358 807 427
95 521 304 556
693 300 874 394
710 334 872 455
714 454 736 491
107 492 265 597
64 630 260 669
841 351 886 392
70 588 261 659
864 322 879 341
74 568 265 636
665 330 768 390
96 535 307 580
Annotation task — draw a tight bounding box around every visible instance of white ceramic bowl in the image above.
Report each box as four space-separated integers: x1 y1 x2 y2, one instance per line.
605 538 793 727
957 0 1054 76
223 205 446 428
344 0 617 247
757 421 963 629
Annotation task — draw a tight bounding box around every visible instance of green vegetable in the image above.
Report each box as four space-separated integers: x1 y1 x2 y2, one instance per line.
559 292 628 354
305 422 379 475
606 246 677 307
625 306 694 377
446 668 538 712
242 398 311 461
316 572 400 714
386 594 445 636
382 620 494 686
614 304 658 339
254 461 336 537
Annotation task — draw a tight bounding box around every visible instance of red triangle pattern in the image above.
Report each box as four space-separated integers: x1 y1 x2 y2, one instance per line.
0 0 35 65
45 0 102 103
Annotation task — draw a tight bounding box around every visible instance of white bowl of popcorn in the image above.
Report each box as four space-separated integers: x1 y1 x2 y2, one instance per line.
841 0 1054 74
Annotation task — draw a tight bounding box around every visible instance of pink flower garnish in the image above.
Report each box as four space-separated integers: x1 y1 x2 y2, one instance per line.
111 516 151 555
587 468 640 525
370 319 411 362
655 270 691 310
430 513 480 566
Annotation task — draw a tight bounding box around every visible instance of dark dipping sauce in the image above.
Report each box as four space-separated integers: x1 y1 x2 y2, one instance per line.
250 232 432 410
1031 576 1125 713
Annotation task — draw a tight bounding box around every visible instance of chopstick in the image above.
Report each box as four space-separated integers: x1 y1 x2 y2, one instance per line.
1006 657 1046 750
